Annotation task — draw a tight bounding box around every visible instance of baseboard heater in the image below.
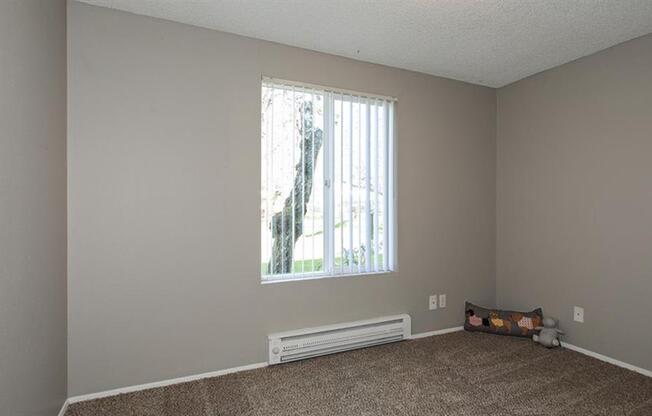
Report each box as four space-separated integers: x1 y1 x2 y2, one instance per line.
268 314 411 365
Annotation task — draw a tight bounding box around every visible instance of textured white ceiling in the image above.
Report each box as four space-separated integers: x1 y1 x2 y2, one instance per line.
77 0 652 87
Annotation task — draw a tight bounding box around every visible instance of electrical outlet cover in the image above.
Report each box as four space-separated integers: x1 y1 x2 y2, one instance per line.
429 295 438 310
574 306 584 323
438 294 447 308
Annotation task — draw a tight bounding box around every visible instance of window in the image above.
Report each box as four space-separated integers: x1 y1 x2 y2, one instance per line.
261 78 396 282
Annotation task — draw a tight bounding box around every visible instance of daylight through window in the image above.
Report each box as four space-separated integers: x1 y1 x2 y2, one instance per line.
261 78 396 282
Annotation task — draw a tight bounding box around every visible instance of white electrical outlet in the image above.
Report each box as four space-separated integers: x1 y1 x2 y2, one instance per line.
574 306 584 323
429 295 438 310
439 294 447 308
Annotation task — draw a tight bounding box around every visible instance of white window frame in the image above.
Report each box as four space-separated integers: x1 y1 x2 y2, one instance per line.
261 77 398 283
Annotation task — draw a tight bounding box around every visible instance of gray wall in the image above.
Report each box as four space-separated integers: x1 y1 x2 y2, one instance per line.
67 2 496 395
497 33 652 371
0 1 68 415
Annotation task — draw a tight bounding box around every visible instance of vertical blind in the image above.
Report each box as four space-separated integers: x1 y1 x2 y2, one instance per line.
261 78 396 282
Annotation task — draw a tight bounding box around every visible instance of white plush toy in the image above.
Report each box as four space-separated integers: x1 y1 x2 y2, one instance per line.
532 317 564 348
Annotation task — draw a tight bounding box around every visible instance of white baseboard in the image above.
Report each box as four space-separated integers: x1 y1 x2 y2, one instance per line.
409 326 464 339
69 327 651 408
409 327 651 378
561 342 651 378
66 327 463 405
67 362 268 404
57 400 69 416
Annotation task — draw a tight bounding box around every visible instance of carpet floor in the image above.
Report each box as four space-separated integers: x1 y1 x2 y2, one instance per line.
65 331 652 416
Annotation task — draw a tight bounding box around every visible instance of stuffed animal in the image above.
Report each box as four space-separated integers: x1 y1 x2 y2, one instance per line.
532 317 564 348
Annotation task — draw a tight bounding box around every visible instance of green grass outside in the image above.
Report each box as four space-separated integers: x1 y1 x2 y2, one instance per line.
261 258 324 275
262 254 384 275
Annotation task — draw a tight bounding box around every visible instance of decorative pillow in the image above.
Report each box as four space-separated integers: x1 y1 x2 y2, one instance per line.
464 301 543 338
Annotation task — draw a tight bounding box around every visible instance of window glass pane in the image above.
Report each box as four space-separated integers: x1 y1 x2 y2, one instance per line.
261 85 324 279
262 80 395 281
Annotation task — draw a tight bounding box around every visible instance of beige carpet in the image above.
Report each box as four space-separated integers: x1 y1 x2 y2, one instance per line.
65 331 652 416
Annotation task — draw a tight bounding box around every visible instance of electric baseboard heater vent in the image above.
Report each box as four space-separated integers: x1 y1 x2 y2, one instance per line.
268 314 411 365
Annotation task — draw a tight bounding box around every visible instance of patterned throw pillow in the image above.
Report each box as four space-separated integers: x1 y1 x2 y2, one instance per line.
464 301 543 338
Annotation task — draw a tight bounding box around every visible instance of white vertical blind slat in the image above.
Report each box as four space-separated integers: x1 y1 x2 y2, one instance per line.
310 90 323 274
340 95 345 274
348 96 354 273
357 97 363 274
327 93 334 274
365 98 372 273
280 88 286 274
291 86 296 274
374 100 380 272
383 101 391 271
299 88 305 274
388 101 395 271
270 88 276 273
326 91 336 275
267 87 273 274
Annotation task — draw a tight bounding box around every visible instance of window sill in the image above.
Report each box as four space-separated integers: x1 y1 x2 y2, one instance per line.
261 270 396 285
